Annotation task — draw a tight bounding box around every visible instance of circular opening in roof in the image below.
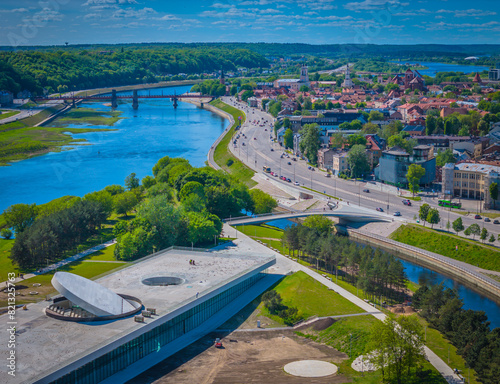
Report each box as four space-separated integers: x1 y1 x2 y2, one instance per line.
142 276 185 286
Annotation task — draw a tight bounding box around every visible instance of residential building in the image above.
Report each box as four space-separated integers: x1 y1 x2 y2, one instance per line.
0 91 13 106
402 125 426 136
442 162 500 208
317 148 336 170
332 151 349 175
289 110 364 133
365 134 386 169
247 97 259 108
451 138 490 160
488 63 500 81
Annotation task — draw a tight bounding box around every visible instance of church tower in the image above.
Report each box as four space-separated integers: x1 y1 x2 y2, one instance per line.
342 64 353 88
300 65 309 84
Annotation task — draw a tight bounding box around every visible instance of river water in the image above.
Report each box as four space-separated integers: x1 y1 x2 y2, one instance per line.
0 85 227 212
266 219 500 329
389 61 490 77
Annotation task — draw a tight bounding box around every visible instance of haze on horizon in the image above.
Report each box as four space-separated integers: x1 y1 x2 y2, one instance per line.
0 0 499 48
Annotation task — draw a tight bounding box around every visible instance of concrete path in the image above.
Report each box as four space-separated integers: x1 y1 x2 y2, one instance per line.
222 223 463 384
1 239 116 288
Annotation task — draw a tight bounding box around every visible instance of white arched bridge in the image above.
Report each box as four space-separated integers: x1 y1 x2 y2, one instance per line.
224 203 391 226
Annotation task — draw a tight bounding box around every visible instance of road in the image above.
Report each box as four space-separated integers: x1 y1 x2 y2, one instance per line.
221 96 500 245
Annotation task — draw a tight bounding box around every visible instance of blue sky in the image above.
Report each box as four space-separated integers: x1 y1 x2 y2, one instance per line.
0 0 499 47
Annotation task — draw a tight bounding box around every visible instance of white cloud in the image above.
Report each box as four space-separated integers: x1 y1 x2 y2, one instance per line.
436 9 496 17
0 8 29 13
344 0 409 11
82 0 138 5
112 7 156 19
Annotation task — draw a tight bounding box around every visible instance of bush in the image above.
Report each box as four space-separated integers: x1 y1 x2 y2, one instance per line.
226 159 234 167
1 228 12 239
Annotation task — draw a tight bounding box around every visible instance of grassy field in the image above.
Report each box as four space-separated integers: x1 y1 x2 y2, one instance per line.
51 107 124 126
0 110 20 120
390 224 500 272
237 224 285 239
0 239 17 282
210 99 256 187
272 271 364 318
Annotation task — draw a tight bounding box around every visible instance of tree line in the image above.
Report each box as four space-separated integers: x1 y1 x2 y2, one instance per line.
4 155 277 267
281 217 408 301
0 47 267 95
413 283 499 384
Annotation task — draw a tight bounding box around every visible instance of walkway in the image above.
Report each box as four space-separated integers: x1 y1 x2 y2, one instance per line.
221 223 463 384
1 239 116 287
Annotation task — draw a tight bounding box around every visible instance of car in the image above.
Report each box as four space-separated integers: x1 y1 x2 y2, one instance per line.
402 199 412 206
265 128 267 131
253 137 257 140
287 162 291 165
308 166 311 170
485 217 491 222
273 173 278 177
292 158 297 161
494 220 499 224
287 178 291 182
270 148 274 151
475 214 482 219
294 181 300 186
376 207 384 212
242 142 245 146
325 173 331 178
363 189 370 193
394 211 401 216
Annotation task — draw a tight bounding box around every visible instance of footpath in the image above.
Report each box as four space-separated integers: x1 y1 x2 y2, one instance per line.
1 239 116 288
221 223 464 384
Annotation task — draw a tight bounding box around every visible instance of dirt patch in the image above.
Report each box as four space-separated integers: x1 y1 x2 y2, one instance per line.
389 305 416 316
295 317 336 332
127 330 349 384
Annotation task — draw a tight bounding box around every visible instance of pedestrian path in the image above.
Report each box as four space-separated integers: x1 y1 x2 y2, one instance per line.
223 223 463 384
1 239 116 287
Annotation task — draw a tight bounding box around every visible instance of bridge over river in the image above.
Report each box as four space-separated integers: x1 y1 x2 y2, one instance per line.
225 203 391 226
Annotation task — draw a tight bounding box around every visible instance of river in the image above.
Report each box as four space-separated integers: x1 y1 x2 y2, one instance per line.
0 85 228 212
389 61 490 77
266 219 500 329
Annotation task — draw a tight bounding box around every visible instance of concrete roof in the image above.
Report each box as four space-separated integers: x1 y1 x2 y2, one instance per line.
454 162 500 174
0 249 273 384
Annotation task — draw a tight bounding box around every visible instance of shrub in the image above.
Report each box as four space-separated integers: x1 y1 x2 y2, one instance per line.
1 228 12 239
226 159 234 167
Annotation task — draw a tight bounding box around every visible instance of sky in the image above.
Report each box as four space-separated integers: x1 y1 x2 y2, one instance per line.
0 0 499 47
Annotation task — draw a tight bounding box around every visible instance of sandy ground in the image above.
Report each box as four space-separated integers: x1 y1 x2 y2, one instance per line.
127 330 349 384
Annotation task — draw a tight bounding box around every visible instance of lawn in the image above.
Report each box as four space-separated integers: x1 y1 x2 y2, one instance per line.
0 110 20 120
390 224 500 272
272 271 365 318
210 99 256 187
237 224 285 239
0 239 17 282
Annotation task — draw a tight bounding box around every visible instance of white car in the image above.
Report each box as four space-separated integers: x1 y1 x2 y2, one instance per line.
294 181 300 186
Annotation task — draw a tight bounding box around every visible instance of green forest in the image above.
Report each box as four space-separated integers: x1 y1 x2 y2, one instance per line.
0 46 268 95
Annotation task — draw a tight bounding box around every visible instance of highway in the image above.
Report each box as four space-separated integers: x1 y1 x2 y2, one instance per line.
222 96 500 244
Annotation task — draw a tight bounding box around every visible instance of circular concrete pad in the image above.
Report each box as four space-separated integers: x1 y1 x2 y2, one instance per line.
284 360 338 378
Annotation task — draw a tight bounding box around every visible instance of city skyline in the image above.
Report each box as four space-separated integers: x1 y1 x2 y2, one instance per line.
0 0 499 47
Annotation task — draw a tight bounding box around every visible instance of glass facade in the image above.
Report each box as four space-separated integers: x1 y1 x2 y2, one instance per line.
52 273 264 384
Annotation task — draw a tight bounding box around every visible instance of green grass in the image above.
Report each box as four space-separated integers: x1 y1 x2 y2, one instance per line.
237 224 285 239
273 271 365 318
405 195 422 201
51 107 124 127
390 224 500 272
210 99 256 187
85 244 118 261
0 125 113 165
0 239 17 282
418 317 479 384
0 111 20 120
301 186 341 200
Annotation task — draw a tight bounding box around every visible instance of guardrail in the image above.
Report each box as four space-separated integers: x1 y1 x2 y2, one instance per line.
224 208 337 223
347 227 500 293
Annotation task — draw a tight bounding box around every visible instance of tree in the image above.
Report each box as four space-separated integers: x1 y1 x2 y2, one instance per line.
250 189 277 214
125 172 140 190
142 175 156 189
436 149 456 167
0 228 12 239
468 223 481 240
368 110 384 122
3 203 38 234
186 212 221 245
480 227 488 243
419 204 430 226
331 132 345 148
489 183 498 209
427 208 440 229
179 181 205 202
362 122 379 134
299 123 321 165
283 128 294 149
452 217 464 235
347 144 370 178
368 314 425 384
303 215 333 234
489 234 496 244
406 164 425 196
303 97 312 110
464 227 471 238
84 190 114 217
299 85 309 92
113 191 138 217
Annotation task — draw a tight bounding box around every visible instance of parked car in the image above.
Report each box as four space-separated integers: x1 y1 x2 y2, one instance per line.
325 173 331 178
376 207 384 212
475 214 482 219
287 178 291 182
394 211 401 216
294 181 300 186
494 220 499 224
270 148 274 151
287 162 291 165
484 217 491 222
363 189 370 193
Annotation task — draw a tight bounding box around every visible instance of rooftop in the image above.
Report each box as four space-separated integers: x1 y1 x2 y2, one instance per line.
1 249 273 384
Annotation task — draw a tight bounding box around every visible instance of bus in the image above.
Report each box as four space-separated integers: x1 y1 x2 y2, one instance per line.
438 200 462 209
262 166 271 173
